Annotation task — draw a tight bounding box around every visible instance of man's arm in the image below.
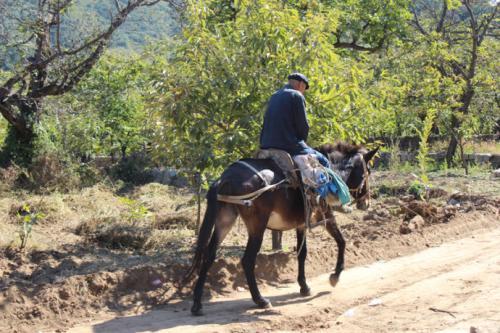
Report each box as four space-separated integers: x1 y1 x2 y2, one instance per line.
293 93 309 141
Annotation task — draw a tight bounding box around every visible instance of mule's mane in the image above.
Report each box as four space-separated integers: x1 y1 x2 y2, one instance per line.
316 142 364 157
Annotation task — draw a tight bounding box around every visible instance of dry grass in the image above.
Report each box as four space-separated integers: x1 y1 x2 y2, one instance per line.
430 140 500 154
0 182 198 252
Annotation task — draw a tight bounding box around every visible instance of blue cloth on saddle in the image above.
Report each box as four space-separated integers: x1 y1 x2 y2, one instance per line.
315 168 351 205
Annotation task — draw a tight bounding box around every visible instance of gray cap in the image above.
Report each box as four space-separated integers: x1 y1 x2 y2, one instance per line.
288 72 309 89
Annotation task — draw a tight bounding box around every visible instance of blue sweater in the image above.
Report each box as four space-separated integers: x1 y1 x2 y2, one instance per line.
259 84 309 155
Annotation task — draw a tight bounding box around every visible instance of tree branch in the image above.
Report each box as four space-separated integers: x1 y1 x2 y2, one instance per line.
478 4 498 45
436 0 448 33
411 4 428 36
462 0 477 30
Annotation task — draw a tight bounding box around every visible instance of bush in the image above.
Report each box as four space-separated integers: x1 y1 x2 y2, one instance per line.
109 153 154 185
26 153 80 192
0 165 22 192
408 180 426 200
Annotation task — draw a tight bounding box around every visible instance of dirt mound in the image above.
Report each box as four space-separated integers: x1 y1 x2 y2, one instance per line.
400 200 456 224
0 247 189 333
76 222 151 250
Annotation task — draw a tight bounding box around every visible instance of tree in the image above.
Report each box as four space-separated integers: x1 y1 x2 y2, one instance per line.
204 0 411 53
0 0 182 165
66 53 150 160
410 0 499 166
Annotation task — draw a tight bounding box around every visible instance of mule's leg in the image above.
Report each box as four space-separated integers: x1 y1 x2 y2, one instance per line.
241 228 270 308
296 229 311 296
325 213 345 287
191 204 238 316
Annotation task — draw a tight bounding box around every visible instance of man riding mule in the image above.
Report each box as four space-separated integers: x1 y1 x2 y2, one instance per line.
260 73 349 206
184 74 378 316
260 72 331 168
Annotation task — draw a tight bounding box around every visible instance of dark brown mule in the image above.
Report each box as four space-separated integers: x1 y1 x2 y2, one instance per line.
186 143 378 316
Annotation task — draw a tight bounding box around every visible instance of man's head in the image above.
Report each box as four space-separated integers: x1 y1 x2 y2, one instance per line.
288 73 309 94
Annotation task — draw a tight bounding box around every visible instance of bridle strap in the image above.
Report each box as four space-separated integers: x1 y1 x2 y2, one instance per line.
347 153 370 206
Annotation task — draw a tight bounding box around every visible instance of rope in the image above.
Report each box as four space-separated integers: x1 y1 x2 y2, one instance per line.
217 179 287 205
217 160 287 206
236 160 269 185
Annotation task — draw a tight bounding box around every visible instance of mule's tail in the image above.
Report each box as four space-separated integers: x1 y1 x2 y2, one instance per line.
183 182 218 282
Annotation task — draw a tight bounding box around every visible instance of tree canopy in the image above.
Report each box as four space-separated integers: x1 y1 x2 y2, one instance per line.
0 0 498 180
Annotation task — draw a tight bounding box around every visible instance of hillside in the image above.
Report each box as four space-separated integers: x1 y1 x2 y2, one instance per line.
0 0 179 70
72 0 179 50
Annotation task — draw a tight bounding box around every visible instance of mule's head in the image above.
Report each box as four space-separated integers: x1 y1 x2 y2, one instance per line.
317 143 378 210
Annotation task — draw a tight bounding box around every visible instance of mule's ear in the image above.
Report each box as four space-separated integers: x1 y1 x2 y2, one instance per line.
363 147 379 163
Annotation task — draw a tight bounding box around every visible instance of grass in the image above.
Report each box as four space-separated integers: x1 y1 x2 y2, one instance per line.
0 182 199 252
1 162 497 253
430 140 500 154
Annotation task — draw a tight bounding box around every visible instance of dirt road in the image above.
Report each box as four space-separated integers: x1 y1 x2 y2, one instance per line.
66 226 500 333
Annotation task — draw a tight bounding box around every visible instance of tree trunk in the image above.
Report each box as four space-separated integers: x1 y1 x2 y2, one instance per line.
445 135 458 168
272 230 283 250
458 136 469 175
0 124 36 167
195 172 202 236
446 83 475 168
0 94 42 166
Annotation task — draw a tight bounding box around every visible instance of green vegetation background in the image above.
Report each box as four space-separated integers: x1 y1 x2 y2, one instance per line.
0 0 498 191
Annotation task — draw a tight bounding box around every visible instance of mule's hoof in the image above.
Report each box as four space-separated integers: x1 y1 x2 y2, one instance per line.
300 286 311 296
191 303 203 316
329 274 339 287
255 297 272 309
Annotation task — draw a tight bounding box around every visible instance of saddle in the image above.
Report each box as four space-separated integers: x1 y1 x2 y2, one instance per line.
255 149 301 188
256 148 342 208
255 149 340 228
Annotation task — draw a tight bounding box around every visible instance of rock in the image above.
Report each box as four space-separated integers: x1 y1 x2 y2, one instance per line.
470 326 480 333
443 205 458 219
427 187 448 199
363 212 376 221
86 275 108 295
399 222 413 234
473 153 492 164
490 154 500 168
409 215 425 229
428 152 446 163
401 195 415 202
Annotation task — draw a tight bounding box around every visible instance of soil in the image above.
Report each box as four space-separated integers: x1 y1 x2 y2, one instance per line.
0 171 499 333
69 223 500 333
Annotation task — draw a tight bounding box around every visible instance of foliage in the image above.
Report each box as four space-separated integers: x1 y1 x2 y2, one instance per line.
408 0 499 166
119 197 151 226
0 0 178 166
415 108 437 183
0 0 497 185
146 0 412 185
408 180 426 200
16 204 45 250
60 52 151 160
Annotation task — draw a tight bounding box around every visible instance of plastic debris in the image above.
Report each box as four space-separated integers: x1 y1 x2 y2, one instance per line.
343 308 355 317
368 298 383 306
151 278 162 286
